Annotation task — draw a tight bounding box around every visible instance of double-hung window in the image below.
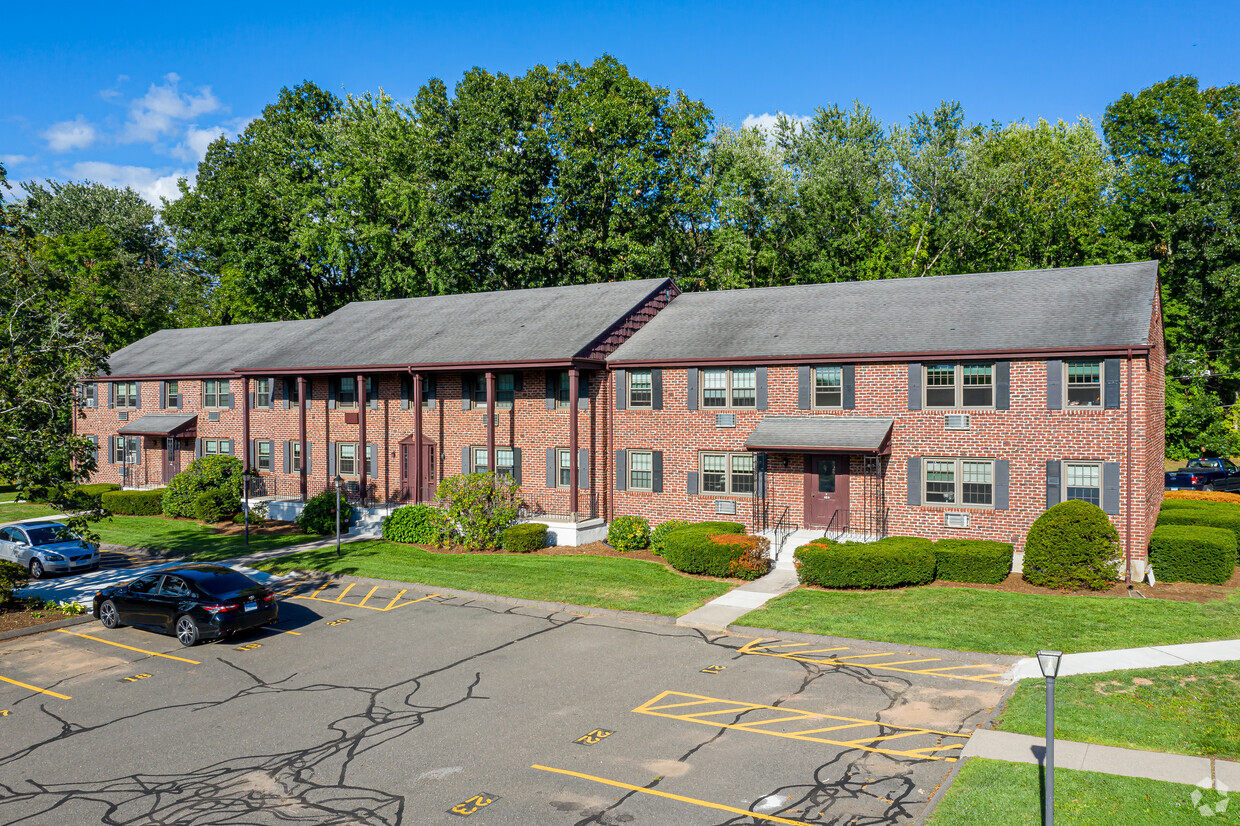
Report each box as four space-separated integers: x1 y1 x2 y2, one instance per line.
814 366 843 409
554 372 571 408
924 364 993 408
472 446 515 477
337 378 358 409
254 379 271 408
701 368 756 409
256 441 272 472
114 436 138 464
290 442 302 473
1064 462 1101 506
337 443 358 476
164 381 179 408
700 452 755 496
203 379 230 408
82 383 97 408
556 448 573 487
628 450 653 491
203 439 231 456
472 374 515 409
114 382 139 409
924 458 994 507
628 370 653 408
1066 361 1102 408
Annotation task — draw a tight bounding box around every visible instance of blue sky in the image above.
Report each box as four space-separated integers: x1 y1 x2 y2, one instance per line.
3 1 1236 204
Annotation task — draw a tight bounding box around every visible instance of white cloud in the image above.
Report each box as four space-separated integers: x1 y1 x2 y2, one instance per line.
0 154 37 166
120 73 223 144
42 115 98 152
170 124 228 163
742 112 813 134
67 161 189 205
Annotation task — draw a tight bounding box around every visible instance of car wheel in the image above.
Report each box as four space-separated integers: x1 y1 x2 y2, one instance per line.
175 615 200 647
99 599 123 629
29 559 44 580
1204 484 1216 492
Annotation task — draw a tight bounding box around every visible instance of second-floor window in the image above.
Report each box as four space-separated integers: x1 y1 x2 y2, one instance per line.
1066 361 1102 408
702 368 756 408
114 382 138 409
164 381 179 408
82 383 97 408
203 379 230 408
925 364 993 409
338 377 358 408
254 378 271 408
628 370 652 408
472 374 515 409
814 366 843 409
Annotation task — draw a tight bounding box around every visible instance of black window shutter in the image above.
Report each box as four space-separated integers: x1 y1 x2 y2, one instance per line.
513 372 524 392
426 375 437 409
545 371 556 409
108 383 115 408
108 436 116 463
994 459 1010 510
1104 359 1121 409
195 438 202 459
283 378 292 409
842 364 856 410
756 366 768 410
615 369 626 410
305 443 312 474
401 375 410 410
328 380 337 410
462 445 471 473
578 448 590 489
328 443 336 478
652 450 663 493
686 368 699 410
686 471 698 495
1047 360 1063 410
512 447 522 484
798 366 811 410
546 448 556 487
616 449 627 490
577 374 589 410
461 374 473 410
1102 461 1120 515
159 380 167 410
907 456 921 506
907 363 922 411
1046 460 1062 508
995 361 1011 410
135 382 142 409
283 441 291 473
367 443 377 477
651 368 663 410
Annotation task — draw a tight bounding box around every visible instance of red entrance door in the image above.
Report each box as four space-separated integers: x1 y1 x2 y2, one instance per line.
402 441 436 501
804 454 850 529
163 437 180 484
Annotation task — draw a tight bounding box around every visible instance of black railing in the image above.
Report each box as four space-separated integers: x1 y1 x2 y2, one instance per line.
821 507 889 541
519 490 599 522
120 465 164 491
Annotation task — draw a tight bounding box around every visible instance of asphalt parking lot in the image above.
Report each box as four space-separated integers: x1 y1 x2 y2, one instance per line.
0 573 1012 825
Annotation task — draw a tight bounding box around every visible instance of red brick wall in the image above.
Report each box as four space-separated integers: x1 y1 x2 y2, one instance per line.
1143 290 1167 555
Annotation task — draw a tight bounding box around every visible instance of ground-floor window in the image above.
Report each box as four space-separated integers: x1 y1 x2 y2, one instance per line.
337 442 358 477
203 439 232 456
556 448 572 487
114 436 138 464
1064 462 1101 506
628 450 653 491
472 446 515 477
924 458 993 507
700 452 755 496
256 441 272 472
290 442 302 472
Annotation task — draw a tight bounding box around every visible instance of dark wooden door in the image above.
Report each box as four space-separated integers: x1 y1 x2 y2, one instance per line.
402 442 437 502
163 437 180 483
804 454 850 529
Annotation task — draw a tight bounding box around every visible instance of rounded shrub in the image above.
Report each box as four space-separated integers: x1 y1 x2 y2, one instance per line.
1022 500 1121 590
101 489 165 516
661 525 768 580
383 504 449 545
932 539 1014 584
193 488 240 523
297 489 354 535
0 560 28 603
1148 524 1236 585
162 456 244 518
650 519 691 556
794 538 935 589
607 515 651 552
502 523 548 553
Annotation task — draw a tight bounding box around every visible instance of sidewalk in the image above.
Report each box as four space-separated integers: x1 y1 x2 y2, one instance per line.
1008 638 1240 680
963 728 1240 789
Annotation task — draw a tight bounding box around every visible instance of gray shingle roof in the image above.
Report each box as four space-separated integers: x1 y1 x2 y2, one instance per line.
106 320 323 377
233 278 672 370
117 413 198 436
744 416 894 452
609 262 1160 363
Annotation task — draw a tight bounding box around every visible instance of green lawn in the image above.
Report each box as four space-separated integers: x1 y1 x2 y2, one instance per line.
254 540 734 617
737 586 1240 656
928 759 1232 825
92 515 315 561
0 502 62 523
997 661 1240 760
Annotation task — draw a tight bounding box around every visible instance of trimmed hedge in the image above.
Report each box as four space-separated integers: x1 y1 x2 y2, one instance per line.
795 537 936 589
650 519 691 556
297 489 354 535
383 504 448 545
1157 500 1240 547
502 523 547 553
661 524 767 580
101 489 164 516
1023 500 1121 590
194 489 240 522
607 515 651 552
1148 524 1237 585
933 539 1014 584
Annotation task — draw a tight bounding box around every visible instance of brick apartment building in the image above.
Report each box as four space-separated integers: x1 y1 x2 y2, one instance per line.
76 261 1165 572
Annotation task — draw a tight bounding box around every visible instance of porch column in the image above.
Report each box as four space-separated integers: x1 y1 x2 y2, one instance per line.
412 372 423 503
569 367 579 516
357 373 368 502
240 376 250 472
297 376 307 501
486 370 496 472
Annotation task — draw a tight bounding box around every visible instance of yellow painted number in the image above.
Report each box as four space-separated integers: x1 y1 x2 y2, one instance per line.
449 793 496 816
701 665 726 674
574 728 613 746
122 673 153 683
236 642 262 651
0 709 9 716
327 618 351 626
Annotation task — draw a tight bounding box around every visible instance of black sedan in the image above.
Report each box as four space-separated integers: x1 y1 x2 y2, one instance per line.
93 564 278 646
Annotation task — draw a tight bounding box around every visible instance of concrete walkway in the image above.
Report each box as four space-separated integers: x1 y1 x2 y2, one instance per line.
1008 638 1240 681
963 728 1240 789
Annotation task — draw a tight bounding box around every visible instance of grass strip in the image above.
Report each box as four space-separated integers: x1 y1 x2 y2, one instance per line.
738 586 1240 655
0 502 62 523
92 515 314 561
254 539 733 617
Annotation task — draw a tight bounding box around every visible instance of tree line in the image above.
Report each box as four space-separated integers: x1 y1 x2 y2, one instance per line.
3 56 1240 462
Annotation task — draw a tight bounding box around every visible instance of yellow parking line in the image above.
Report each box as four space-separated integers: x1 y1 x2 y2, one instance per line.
382 589 408 610
532 765 808 825
57 630 200 664
916 664 998 672
356 586 380 608
309 582 331 599
0 674 71 700
387 593 441 609
738 638 1006 684
332 583 356 603
866 658 944 667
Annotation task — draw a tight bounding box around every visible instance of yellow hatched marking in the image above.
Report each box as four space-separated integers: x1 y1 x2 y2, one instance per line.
0 674 71 700
310 582 331 599
333 583 356 603
356 586 380 608
738 638 1006 684
382 589 408 610
291 588 440 612
532 765 809 825
632 691 967 762
643 698 721 712
57 630 200 664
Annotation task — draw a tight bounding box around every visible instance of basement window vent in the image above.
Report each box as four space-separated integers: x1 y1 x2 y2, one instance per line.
715 500 737 515
944 512 970 529
207 411 220 422
117 411 129 422
944 414 971 431
715 413 736 429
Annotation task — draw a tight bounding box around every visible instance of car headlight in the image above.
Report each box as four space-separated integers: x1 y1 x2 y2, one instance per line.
43 553 66 562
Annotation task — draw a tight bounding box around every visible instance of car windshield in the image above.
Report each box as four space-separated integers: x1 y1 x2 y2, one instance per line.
194 570 259 596
26 526 75 546
1186 459 1218 469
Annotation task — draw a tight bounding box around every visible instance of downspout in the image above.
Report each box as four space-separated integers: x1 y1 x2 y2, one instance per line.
1126 347 1133 586
606 370 614 523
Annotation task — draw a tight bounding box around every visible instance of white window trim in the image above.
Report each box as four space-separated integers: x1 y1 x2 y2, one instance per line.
812 366 844 410
1063 460 1103 505
1065 360 1104 409
700 368 758 410
923 457 995 509
627 370 653 409
923 363 995 410
628 449 654 491
337 442 359 477
698 451 756 497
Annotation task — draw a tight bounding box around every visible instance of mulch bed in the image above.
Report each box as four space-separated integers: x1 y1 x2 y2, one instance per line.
212 520 306 538
0 603 82 634
1164 490 1240 504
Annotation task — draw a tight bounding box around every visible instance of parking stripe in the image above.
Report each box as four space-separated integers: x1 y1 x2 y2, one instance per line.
56 630 200 664
356 585 380 607
0 674 71 700
531 765 808 825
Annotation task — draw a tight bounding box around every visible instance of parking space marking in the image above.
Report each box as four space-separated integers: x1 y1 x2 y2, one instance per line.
738 639 1007 684
532 765 807 825
287 583 441 612
56 630 200 664
632 691 969 762
0 674 71 700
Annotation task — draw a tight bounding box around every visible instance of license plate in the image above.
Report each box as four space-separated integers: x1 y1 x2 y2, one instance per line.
1167 487 1180 491
244 602 257 613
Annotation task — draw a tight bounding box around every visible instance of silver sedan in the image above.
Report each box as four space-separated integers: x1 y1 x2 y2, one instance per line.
0 521 99 579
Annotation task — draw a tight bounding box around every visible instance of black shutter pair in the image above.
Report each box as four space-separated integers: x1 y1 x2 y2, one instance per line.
614 449 663 493
906 456 1010 509
1047 359 1120 409
798 365 857 409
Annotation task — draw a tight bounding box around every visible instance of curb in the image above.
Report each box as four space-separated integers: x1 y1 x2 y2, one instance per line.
0 613 94 643
726 624 1021 666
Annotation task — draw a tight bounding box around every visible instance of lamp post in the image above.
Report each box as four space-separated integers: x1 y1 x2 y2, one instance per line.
1037 649 1063 826
333 474 344 558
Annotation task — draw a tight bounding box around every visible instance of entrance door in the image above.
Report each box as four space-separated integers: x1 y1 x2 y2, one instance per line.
163 437 180 483
804 454 850 529
402 441 437 502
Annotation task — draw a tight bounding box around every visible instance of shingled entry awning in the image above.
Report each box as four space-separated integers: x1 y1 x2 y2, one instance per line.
117 413 198 437
744 416 893 454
